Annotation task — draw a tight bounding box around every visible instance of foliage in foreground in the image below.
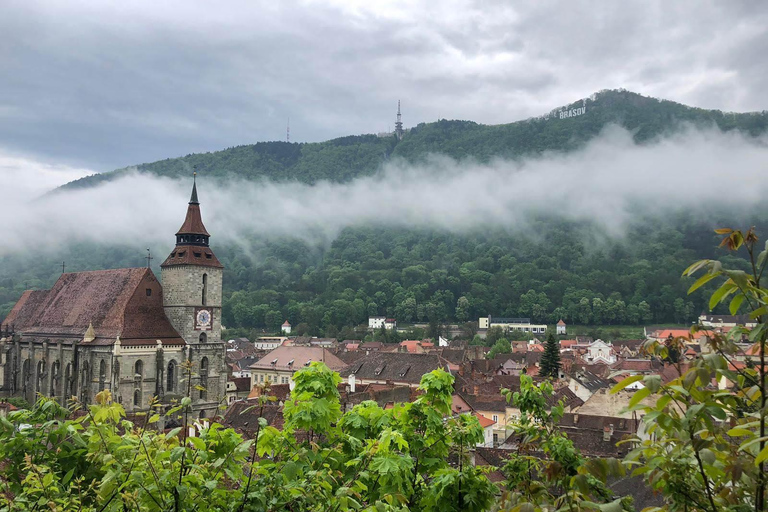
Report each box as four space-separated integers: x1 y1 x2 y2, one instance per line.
0 366 498 511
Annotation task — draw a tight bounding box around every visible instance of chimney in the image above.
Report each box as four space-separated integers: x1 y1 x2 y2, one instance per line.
573 413 579 424
473 384 480 395
603 424 614 442
348 373 356 393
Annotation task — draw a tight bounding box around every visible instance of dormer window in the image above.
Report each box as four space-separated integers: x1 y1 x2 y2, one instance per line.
194 252 202 258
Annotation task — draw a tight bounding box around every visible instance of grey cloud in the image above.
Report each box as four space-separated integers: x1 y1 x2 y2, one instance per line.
0 0 767 177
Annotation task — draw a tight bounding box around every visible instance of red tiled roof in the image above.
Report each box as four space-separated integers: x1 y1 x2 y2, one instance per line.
475 412 496 428
5 268 183 346
557 319 566 326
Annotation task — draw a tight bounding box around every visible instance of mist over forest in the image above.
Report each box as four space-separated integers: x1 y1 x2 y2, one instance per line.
3 90 768 334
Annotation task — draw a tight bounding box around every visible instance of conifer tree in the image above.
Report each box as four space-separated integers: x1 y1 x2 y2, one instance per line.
539 330 561 379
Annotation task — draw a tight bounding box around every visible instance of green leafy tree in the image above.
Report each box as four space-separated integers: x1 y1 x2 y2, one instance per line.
499 375 628 511
487 338 511 359
615 227 768 512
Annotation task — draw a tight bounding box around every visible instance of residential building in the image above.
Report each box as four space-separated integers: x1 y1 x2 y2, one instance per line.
249 346 347 388
478 316 547 335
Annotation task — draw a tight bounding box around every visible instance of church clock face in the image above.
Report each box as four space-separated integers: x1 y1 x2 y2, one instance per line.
195 308 212 330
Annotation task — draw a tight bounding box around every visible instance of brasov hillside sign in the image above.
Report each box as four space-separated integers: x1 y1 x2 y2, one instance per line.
558 106 586 119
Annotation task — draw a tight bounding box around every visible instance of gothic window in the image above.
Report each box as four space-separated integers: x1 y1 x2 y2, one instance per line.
21 359 30 392
81 362 90 403
134 389 141 407
167 360 176 393
50 361 59 397
199 357 208 400
99 360 107 391
199 332 207 343
202 273 208 306
135 360 143 380
36 360 47 394
64 363 72 399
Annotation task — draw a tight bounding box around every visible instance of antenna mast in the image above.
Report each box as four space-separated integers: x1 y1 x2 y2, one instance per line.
395 100 404 141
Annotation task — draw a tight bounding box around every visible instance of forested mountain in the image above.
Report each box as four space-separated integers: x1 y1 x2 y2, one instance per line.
5 90 768 336
62 89 768 189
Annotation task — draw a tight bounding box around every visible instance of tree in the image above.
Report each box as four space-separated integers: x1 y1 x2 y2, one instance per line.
455 296 470 322
487 338 511 359
0 364 498 512
615 227 768 512
498 375 628 510
539 330 561 379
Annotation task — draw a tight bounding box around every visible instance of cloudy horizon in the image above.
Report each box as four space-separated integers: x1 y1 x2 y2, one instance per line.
2 1 768 193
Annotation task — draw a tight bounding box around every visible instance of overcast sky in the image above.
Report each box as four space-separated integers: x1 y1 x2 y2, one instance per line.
2 0 767 195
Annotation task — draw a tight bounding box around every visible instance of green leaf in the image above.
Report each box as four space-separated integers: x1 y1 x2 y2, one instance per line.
165 427 182 440
709 281 736 310
755 445 768 466
729 293 746 315
611 374 644 394
629 387 651 409
687 271 720 294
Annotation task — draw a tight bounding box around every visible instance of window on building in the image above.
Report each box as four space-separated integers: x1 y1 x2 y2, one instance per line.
135 360 143 380
167 360 176 392
492 414 498 423
202 273 208 305
99 359 107 390
199 332 207 343
146 288 152 296
199 357 208 400
133 389 141 407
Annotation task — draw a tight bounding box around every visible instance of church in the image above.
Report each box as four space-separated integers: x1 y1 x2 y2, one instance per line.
0 178 227 418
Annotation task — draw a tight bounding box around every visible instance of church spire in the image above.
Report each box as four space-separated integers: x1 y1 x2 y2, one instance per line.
175 174 210 243
161 174 223 268
190 172 199 204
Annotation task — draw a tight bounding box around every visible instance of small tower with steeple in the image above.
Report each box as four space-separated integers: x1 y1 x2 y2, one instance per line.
161 174 226 413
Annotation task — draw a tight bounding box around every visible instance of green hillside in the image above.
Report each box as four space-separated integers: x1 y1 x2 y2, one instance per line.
5 90 767 338
61 89 768 189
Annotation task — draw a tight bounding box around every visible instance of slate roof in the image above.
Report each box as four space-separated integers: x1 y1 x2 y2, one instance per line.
340 352 444 385
4 268 184 347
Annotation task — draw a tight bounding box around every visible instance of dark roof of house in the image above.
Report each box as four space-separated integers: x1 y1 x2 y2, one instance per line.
221 401 284 437
4 268 184 346
569 370 611 391
340 352 444 385
231 377 251 392
439 348 466 365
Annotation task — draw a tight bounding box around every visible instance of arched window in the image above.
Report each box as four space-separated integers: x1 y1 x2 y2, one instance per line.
199 332 207 343
133 389 141 407
21 359 30 392
36 359 47 394
167 360 176 393
81 362 90 403
199 357 208 400
135 360 143 380
199 409 206 419
99 360 107 391
64 363 72 398
50 361 60 397
202 273 208 306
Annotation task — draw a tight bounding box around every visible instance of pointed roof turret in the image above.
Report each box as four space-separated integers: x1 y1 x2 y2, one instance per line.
175 173 210 237
162 174 223 268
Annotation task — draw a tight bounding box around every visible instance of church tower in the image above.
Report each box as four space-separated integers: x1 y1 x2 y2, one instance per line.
161 175 226 414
